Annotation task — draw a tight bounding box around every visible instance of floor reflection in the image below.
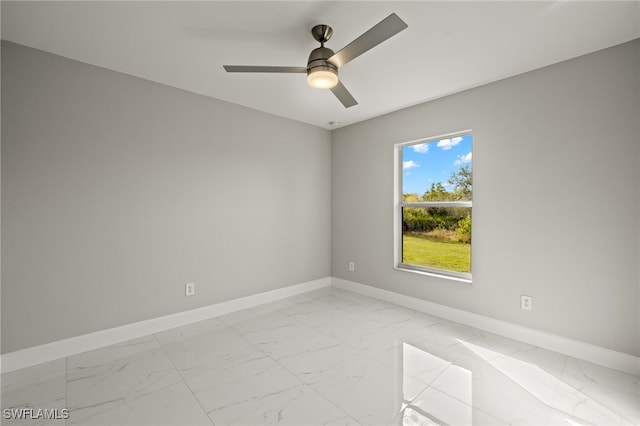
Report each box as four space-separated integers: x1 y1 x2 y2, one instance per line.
459 339 633 425
401 342 472 425
398 339 634 425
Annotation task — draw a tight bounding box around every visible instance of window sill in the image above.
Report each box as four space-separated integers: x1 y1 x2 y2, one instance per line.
395 265 472 284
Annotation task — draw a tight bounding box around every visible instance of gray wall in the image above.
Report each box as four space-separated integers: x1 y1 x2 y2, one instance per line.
332 40 640 356
1 41 331 353
3 39 639 358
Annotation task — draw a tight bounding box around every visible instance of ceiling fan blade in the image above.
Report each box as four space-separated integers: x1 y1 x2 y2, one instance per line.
328 13 408 68
223 65 307 73
330 81 358 108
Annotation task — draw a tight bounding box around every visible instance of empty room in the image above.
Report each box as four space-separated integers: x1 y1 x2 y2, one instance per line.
1 1 639 425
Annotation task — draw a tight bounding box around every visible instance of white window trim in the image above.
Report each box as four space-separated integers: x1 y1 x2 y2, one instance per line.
394 130 472 282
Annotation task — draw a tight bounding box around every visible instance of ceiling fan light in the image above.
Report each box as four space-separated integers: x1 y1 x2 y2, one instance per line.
307 68 338 89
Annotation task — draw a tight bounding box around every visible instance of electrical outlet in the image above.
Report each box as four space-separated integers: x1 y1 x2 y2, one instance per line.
521 295 532 310
185 282 195 297
348 261 355 272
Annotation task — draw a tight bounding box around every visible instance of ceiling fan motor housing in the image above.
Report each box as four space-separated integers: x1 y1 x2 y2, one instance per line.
306 46 338 88
307 46 337 74
307 24 338 82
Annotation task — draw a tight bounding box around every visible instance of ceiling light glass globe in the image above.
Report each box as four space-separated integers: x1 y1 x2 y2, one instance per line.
307 69 338 89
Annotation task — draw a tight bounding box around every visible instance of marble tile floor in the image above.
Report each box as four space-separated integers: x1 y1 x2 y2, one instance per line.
2 287 638 426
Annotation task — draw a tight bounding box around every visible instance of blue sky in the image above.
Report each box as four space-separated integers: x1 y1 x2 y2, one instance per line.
402 134 472 195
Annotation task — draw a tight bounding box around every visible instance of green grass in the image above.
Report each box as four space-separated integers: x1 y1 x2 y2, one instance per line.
402 232 471 273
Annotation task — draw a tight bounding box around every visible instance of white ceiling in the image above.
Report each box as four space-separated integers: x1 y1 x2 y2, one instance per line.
2 1 639 129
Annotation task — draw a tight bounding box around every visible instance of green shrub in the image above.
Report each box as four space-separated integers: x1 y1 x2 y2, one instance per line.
456 214 471 243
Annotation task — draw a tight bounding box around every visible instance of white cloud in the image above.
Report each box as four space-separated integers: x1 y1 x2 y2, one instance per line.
412 143 429 153
437 136 463 150
454 152 472 166
403 160 420 170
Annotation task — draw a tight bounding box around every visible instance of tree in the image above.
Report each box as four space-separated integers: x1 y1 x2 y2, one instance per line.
423 182 450 201
448 165 472 201
403 193 421 203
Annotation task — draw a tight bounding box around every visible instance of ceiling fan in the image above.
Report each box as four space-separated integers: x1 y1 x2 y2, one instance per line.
223 13 408 108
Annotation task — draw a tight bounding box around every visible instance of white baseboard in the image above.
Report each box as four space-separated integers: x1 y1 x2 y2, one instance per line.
0 277 331 373
4 276 637 376
332 277 640 376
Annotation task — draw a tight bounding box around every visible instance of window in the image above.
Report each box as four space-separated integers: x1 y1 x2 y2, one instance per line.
395 132 472 281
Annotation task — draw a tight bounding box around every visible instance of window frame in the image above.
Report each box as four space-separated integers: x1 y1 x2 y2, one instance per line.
394 130 473 283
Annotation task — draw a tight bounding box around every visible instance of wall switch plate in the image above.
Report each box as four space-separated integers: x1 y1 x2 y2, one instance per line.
521 295 532 310
185 282 195 297
349 261 355 272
